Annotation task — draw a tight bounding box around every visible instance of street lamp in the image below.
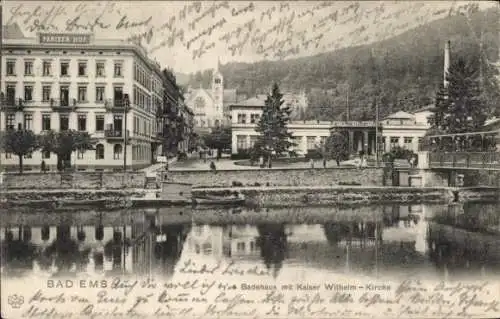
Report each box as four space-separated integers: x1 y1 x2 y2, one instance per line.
123 94 130 172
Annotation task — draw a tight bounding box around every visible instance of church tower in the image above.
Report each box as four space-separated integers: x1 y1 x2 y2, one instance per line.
212 58 224 122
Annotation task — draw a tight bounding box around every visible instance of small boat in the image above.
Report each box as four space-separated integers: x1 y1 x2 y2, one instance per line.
192 193 245 206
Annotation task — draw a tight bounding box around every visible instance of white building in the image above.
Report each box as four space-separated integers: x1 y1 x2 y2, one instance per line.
0 25 164 171
230 95 431 155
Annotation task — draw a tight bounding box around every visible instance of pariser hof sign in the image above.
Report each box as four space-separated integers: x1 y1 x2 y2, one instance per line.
39 33 92 44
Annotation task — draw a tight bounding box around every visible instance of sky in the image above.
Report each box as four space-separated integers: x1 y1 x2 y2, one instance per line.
3 1 497 74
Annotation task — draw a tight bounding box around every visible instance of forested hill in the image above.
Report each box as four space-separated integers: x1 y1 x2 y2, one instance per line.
177 7 499 120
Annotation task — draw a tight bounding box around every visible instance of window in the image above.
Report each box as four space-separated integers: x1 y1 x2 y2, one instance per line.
60 114 69 131
43 61 51 76
60 62 69 76
78 62 87 76
236 135 247 150
23 113 33 130
78 86 87 102
5 152 12 159
42 151 51 159
237 114 247 124
24 61 33 75
250 114 260 123
307 136 316 150
6 114 15 130
42 85 51 102
96 62 105 77
113 144 122 159
390 137 399 148
24 85 33 101
6 85 16 104
6 60 15 75
42 114 51 131
24 152 32 159
114 62 122 77
214 77 221 84
95 114 104 131
237 242 245 251
60 86 69 106
95 144 104 160
96 86 105 102
77 114 87 131
113 87 123 105
77 149 84 159
403 137 413 149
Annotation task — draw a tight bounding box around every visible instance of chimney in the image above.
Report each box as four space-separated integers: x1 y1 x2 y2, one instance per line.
444 40 450 88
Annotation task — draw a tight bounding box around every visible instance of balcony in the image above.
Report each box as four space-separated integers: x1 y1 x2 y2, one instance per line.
104 129 130 140
1 97 24 111
105 99 130 113
50 98 77 111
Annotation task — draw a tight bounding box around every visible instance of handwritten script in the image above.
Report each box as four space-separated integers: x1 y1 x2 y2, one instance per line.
4 1 486 65
5 259 500 318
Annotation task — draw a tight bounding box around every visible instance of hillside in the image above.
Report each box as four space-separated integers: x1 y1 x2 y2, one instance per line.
178 8 499 120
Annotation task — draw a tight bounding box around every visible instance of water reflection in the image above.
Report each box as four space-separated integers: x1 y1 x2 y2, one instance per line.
2 202 500 280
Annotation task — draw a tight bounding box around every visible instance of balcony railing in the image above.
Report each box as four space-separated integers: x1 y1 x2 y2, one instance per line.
1 97 24 111
104 129 129 139
50 98 77 111
105 99 130 112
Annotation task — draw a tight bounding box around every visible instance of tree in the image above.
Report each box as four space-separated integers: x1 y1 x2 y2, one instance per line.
0 129 39 173
254 83 295 168
324 130 350 166
203 126 231 160
430 57 489 134
39 130 95 171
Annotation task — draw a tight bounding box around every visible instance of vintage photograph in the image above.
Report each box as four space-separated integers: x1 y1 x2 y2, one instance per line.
1 1 500 318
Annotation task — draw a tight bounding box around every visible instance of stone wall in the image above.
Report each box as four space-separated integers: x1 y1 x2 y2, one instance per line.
168 168 384 187
192 186 450 206
3 172 146 190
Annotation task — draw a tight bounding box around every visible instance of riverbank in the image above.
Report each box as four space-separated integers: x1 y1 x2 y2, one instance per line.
3 185 498 208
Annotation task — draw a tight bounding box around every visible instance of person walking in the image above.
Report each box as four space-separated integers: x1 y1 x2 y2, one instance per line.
41 160 46 173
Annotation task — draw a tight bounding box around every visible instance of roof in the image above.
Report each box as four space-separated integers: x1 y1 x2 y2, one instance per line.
413 104 436 113
385 111 415 120
232 96 266 107
3 23 25 39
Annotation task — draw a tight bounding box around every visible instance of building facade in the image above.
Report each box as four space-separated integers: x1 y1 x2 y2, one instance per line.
230 95 430 156
159 69 194 157
0 28 164 171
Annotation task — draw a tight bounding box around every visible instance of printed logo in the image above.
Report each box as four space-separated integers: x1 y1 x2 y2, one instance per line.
7 294 24 309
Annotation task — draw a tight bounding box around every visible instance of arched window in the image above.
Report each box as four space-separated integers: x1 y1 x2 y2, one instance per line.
214 78 221 84
113 144 122 159
95 144 104 160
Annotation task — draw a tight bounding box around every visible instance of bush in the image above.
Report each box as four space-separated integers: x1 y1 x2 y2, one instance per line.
232 181 243 187
230 150 251 160
177 152 188 161
305 149 323 160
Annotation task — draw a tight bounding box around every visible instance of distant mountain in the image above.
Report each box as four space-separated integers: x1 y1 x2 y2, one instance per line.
180 7 499 120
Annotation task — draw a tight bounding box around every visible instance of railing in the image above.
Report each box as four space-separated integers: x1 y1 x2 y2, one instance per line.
104 129 129 139
1 98 23 110
104 99 130 110
50 98 77 109
429 152 500 170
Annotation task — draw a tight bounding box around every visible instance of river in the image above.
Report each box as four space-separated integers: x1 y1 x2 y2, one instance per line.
2 201 499 282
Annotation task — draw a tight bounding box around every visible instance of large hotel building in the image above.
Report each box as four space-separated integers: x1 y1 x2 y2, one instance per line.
1 26 164 171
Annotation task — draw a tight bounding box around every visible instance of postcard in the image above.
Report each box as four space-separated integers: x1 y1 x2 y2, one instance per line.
1 1 500 318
